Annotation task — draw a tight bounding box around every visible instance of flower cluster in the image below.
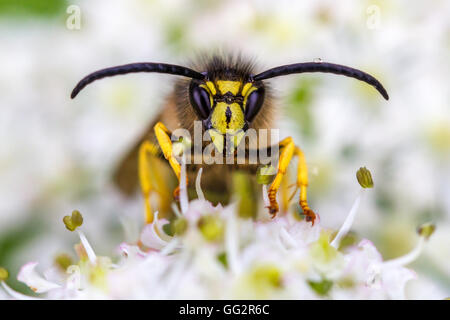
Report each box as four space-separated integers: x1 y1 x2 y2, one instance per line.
0 167 435 300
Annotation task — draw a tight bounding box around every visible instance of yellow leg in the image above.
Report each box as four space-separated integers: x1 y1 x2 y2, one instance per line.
153 122 187 201
138 141 160 224
267 137 295 217
293 146 316 225
267 137 316 224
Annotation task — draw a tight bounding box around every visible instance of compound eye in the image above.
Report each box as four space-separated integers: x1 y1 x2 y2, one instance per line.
189 85 211 120
245 87 265 122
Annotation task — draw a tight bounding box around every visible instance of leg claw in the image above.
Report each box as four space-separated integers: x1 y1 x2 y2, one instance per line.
302 208 316 225
173 186 180 202
266 202 279 219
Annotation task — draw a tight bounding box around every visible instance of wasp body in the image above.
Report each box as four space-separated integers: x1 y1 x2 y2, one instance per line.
71 54 388 225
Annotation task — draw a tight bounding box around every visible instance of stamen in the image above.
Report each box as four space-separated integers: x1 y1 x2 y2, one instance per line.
262 185 270 207
196 167 205 201
160 238 180 256
224 205 240 274
77 230 97 264
171 203 182 218
383 238 425 268
356 167 374 189
179 154 189 215
383 223 435 268
62 210 96 264
63 210 83 232
140 211 171 249
331 167 375 249
331 189 364 248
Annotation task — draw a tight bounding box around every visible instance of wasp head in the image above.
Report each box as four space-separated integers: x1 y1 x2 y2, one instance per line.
189 78 265 155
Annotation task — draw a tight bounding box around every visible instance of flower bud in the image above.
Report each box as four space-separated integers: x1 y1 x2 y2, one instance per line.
173 217 188 236
356 167 374 188
55 253 73 271
250 265 282 288
308 279 333 296
198 215 224 242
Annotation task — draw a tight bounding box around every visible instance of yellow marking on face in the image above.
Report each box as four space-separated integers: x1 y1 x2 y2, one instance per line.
208 128 245 154
243 86 258 110
241 82 254 97
211 102 245 134
200 84 214 108
216 80 241 95
204 81 217 95
208 129 224 154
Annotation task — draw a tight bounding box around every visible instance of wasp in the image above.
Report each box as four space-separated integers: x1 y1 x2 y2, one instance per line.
71 54 388 225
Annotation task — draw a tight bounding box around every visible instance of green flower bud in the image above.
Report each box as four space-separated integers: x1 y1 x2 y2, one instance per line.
173 217 188 236
417 222 436 240
250 264 282 289
63 210 84 231
198 215 224 242
0 267 9 281
162 223 174 237
308 279 333 296
232 171 257 219
356 167 374 188
217 252 228 268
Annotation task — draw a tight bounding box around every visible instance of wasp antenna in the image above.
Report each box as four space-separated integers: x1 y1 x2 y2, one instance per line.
253 62 389 100
70 62 205 99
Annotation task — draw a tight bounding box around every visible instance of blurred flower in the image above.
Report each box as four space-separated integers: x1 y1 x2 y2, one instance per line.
0 167 436 300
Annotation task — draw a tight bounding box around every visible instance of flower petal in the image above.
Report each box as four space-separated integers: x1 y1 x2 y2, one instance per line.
17 262 61 293
140 213 171 250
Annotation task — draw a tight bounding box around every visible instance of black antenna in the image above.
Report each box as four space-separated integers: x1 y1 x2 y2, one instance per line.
71 62 205 99
253 61 389 100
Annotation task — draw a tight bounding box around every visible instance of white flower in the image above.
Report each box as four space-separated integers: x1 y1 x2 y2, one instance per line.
0 167 435 300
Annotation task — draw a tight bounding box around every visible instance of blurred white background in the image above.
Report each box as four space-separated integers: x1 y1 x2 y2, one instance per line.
0 0 449 298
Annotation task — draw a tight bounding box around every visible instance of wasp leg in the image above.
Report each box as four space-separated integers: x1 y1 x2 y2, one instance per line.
138 141 161 224
153 122 187 202
293 145 316 225
267 137 295 217
266 137 316 224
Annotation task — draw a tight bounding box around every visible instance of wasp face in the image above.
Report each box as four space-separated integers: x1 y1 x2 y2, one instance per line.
189 79 265 155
